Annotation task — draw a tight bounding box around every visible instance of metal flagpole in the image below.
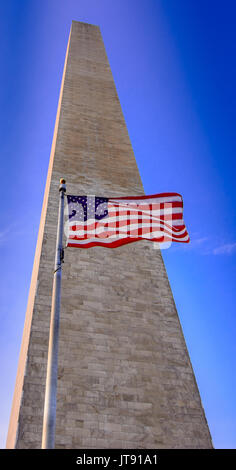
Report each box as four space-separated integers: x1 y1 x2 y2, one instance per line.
42 178 66 449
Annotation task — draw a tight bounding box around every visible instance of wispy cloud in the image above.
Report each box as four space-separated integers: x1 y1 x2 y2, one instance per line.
165 233 236 256
0 227 12 244
190 236 209 246
0 219 36 245
161 235 210 253
212 242 236 255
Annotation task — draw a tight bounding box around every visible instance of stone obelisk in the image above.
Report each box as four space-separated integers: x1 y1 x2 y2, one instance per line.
6 21 212 449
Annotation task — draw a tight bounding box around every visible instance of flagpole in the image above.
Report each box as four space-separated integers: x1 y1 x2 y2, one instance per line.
42 178 66 449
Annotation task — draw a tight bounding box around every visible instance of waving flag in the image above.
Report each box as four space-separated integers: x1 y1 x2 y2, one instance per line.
65 192 190 248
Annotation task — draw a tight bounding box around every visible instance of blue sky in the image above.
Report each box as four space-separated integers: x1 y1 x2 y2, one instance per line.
0 0 235 449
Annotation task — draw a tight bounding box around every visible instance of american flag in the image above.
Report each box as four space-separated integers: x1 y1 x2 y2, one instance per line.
66 192 190 248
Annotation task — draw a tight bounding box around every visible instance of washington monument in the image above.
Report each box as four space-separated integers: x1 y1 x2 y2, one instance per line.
6 21 212 449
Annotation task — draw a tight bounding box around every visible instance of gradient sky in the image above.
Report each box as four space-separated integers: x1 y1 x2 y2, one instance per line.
0 0 235 449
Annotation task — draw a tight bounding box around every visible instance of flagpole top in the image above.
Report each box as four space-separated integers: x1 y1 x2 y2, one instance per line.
59 178 66 192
